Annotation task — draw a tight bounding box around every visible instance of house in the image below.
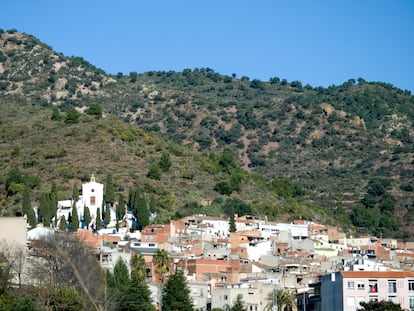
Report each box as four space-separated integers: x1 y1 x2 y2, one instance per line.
186 280 211 311
0 217 27 247
177 258 252 284
320 270 414 311
211 282 274 311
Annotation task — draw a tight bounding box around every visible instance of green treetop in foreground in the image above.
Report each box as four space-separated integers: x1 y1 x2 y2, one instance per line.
161 270 193 311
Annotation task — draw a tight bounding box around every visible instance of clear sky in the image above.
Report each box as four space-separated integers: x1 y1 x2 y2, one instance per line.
1 1 413 92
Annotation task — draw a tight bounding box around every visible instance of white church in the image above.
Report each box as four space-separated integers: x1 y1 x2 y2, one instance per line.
56 174 116 229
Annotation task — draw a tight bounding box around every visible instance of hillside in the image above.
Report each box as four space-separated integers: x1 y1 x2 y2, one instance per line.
0 29 413 238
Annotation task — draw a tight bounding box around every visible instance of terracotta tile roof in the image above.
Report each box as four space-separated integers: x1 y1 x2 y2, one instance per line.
77 229 120 248
341 271 414 278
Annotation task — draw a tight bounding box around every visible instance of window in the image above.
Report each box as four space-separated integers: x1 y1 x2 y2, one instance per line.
369 280 378 293
347 281 355 289
90 196 96 206
357 281 365 290
409 297 414 311
388 296 398 304
388 280 397 294
409 280 414 292
224 295 228 301
369 296 378 302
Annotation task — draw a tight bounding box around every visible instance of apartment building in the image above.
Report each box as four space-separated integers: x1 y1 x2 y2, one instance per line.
321 270 414 311
211 282 274 311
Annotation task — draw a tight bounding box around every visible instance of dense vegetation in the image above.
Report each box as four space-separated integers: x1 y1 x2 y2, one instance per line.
0 233 194 311
0 29 413 238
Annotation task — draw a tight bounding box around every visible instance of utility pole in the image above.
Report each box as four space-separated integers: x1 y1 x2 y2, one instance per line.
303 291 306 311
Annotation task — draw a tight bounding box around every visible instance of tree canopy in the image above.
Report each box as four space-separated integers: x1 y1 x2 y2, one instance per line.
357 300 404 311
162 270 193 311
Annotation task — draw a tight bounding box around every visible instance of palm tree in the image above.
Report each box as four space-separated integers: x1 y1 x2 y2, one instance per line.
265 289 296 311
153 249 170 311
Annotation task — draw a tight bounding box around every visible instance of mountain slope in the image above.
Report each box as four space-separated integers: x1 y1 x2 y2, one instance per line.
0 29 413 238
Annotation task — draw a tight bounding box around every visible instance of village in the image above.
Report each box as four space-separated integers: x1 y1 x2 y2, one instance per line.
2 175 414 311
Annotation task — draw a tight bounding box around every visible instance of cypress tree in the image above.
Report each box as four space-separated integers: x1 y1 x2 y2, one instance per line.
22 185 36 228
59 215 67 231
49 183 58 225
229 213 237 233
105 173 116 205
117 194 126 220
67 212 72 225
83 205 91 228
39 192 52 226
135 190 149 228
50 182 58 209
95 208 102 230
104 204 111 225
71 202 79 231
128 187 136 209
72 183 79 202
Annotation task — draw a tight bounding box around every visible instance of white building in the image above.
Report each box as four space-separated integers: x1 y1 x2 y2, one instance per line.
211 282 274 311
80 174 104 221
56 174 116 229
245 240 274 262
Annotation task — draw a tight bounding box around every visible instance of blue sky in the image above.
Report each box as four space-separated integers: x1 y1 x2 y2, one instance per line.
1 1 413 92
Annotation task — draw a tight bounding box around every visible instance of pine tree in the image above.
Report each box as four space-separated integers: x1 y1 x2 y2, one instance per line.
162 270 193 311
84 205 91 228
59 215 67 231
113 257 129 294
120 280 155 311
119 253 155 310
71 202 79 231
95 208 102 231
